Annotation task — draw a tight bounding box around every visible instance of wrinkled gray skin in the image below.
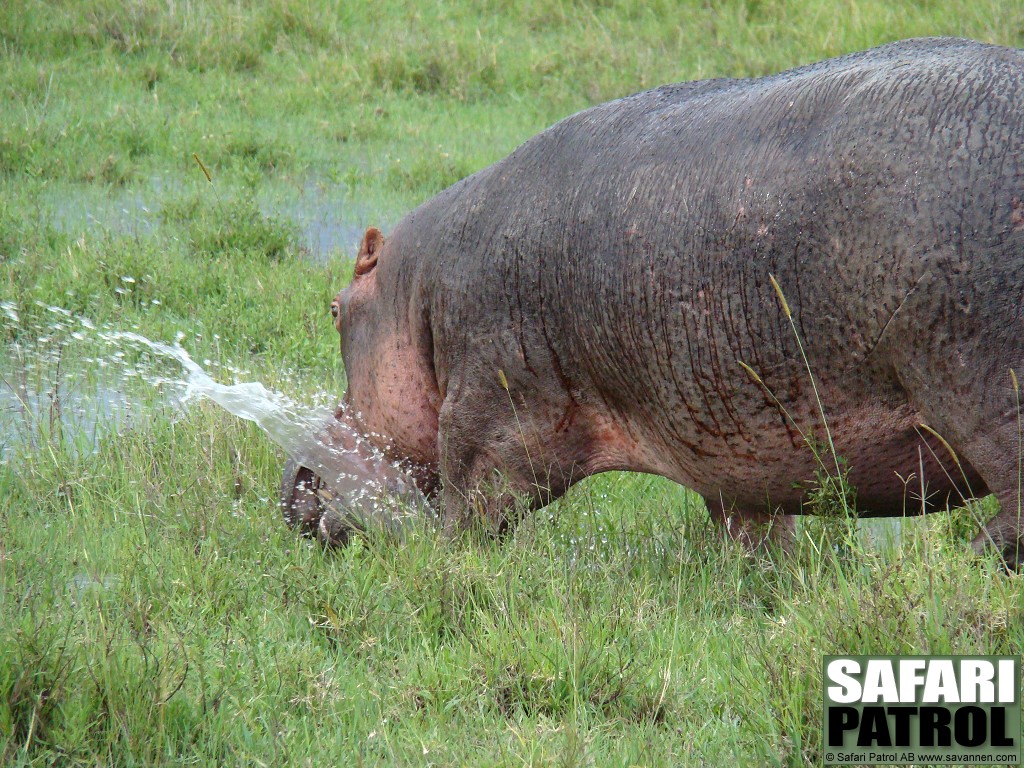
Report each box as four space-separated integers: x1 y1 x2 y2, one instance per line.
312 38 1024 564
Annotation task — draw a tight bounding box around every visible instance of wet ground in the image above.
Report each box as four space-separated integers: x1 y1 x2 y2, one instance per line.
0 316 187 465
38 177 399 262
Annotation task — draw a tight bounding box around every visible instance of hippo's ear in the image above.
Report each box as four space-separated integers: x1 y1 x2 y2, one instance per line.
355 227 384 277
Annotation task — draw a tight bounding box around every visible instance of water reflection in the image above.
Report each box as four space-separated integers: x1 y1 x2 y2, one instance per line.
38 178 398 261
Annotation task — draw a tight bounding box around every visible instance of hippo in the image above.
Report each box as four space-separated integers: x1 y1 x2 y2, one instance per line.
281 37 1024 566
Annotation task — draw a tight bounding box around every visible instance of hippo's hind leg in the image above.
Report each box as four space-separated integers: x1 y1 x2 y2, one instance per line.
711 502 796 555
973 502 1024 568
909 397 1022 568
959 429 1024 569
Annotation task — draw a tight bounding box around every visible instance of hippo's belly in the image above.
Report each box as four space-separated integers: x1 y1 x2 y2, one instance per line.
650 399 985 517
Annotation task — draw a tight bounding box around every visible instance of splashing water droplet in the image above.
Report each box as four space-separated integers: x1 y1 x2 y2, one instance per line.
108 330 429 530
2 309 428 532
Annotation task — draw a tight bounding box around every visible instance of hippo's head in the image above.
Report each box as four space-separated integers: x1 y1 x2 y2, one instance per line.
329 226 442 500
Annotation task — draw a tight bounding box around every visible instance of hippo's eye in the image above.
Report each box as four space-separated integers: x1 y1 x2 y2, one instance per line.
330 301 340 320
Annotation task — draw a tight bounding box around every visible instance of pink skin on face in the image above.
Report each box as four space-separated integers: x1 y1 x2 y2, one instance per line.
329 228 442 502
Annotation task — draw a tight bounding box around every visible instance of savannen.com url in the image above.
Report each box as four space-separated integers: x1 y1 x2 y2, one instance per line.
825 755 1020 764
910 755 1017 763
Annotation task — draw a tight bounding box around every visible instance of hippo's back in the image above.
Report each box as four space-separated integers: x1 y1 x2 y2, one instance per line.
423 36 1024 335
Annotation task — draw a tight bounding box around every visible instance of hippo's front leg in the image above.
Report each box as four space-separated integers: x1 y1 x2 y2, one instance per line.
435 371 587 536
436 399 547 536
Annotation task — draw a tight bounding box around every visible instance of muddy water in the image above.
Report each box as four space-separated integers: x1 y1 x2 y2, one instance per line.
265 181 395 262
0 373 144 461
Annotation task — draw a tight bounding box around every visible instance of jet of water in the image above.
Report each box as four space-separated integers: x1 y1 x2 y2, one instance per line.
98 330 430 532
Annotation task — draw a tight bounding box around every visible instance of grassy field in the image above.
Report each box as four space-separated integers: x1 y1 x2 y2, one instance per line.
2 1 1024 765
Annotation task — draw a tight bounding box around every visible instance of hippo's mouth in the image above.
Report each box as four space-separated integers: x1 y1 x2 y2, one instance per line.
278 407 436 546
279 459 363 546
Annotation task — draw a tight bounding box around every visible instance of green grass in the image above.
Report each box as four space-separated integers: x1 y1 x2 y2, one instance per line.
2 1 1024 764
